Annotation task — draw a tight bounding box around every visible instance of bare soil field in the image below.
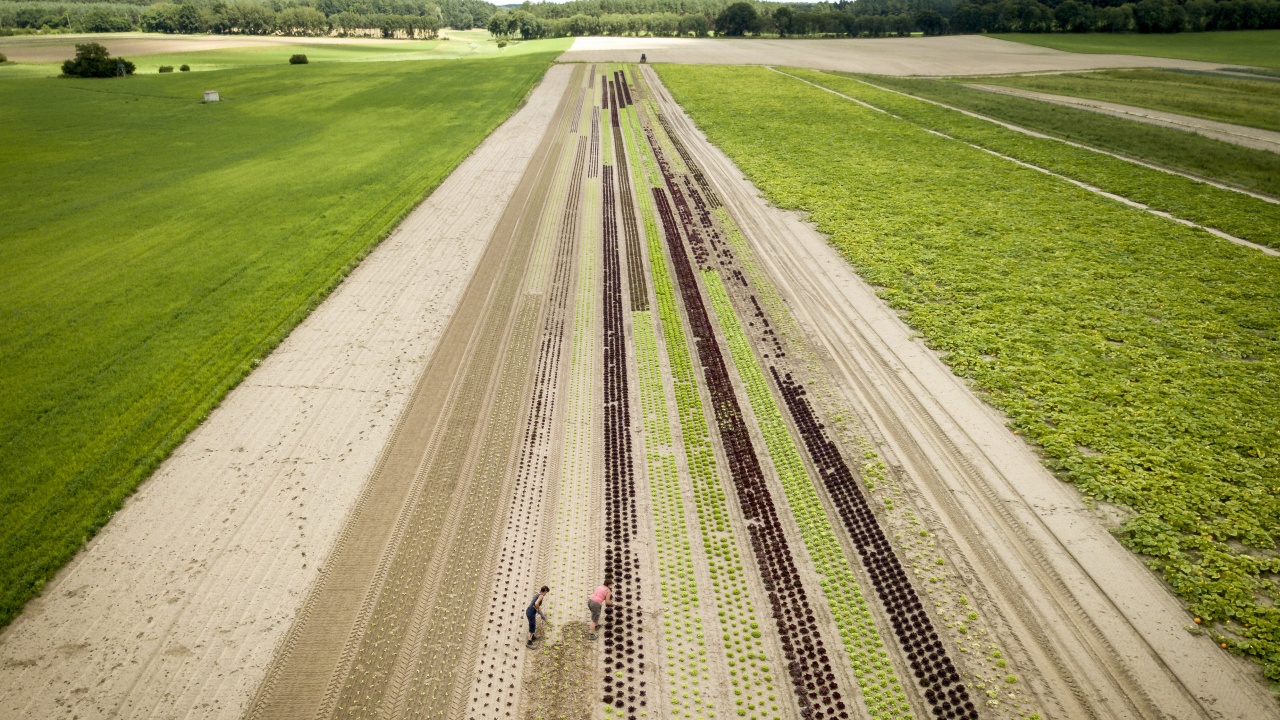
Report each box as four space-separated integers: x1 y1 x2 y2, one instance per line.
967 82 1280 153
0 32 446 63
0 65 571 720
560 35 1235 76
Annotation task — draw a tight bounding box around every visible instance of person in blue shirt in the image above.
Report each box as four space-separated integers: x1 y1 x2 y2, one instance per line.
526 585 549 648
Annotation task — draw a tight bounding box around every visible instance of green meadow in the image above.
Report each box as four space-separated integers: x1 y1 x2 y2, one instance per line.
983 68 1280 133
0 47 563 628
995 29 1280 70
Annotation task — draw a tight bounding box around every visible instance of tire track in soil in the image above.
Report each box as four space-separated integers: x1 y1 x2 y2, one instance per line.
245 67 579 720
466 112 590 720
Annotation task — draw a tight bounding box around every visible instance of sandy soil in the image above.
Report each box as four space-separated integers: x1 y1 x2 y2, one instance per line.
642 63 1277 719
0 32 437 63
0 65 570 720
560 35 1233 76
968 82 1280 153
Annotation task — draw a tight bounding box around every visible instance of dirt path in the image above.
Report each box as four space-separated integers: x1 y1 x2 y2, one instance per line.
968 82 1280 153
559 36 1236 76
0 65 571 720
640 64 1277 720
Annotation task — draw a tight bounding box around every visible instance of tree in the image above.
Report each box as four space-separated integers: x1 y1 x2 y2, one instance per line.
62 42 135 78
916 9 946 34
773 6 794 36
1054 0 1094 31
715 2 757 36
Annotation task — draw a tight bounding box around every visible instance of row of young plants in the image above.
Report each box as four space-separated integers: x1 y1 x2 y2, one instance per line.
620 78 784 720
644 97 853 720
700 267 915 720
655 63 1280 680
715 209 1040 718
782 68 1280 251
609 68 717 719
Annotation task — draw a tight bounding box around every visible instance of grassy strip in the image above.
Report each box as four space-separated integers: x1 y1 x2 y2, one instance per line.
624 97 781 720
657 63 1280 679
798 69 1280 249
980 68 1280 134
702 268 912 720
992 30 1280 70
0 52 558 629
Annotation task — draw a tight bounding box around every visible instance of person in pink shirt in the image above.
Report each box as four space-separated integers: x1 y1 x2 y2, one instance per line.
587 580 612 640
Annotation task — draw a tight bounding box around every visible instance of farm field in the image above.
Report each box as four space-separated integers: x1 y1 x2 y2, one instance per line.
657 62 1280 689
979 69 1280 134
0 51 559 636
0 32 568 75
847 73 1280 237
556 34 1233 75
995 29 1280 70
2 40 1279 720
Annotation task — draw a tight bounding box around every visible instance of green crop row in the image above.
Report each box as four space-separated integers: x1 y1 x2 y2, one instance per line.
701 268 912 720
624 93 781 719
634 310 716 719
656 63 1280 679
784 68 1280 251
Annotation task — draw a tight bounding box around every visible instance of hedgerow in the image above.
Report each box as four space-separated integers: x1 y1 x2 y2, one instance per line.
656 63 1280 679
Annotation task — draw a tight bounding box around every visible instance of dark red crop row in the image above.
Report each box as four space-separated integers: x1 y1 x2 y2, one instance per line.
601 167 646 720
611 125 649 312
651 178 849 720
770 372 976 720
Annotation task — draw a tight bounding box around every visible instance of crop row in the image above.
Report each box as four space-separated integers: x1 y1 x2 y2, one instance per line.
700 269 913 720
637 78 977 719
601 162 647 720
623 93 782 720
650 167 847 720
468 124 591 718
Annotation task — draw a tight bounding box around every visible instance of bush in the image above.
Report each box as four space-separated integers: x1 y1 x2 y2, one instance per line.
61 42 135 78
158 65 174 73
180 64 190 71
0 52 7 63
496 38 507 48
288 53 308 64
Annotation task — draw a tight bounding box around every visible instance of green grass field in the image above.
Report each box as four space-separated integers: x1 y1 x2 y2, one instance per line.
995 29 1280 70
0 33 568 76
984 68 1280 133
658 62 1280 679
0 49 561 629
864 74 1280 203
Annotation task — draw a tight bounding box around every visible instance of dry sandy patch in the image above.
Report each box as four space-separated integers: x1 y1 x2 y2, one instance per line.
0 65 570 720
968 82 1280 153
0 32 434 63
561 35 1234 76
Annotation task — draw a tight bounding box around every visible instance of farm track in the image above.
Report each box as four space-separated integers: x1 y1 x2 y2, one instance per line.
245 64 583 720
640 64 1276 720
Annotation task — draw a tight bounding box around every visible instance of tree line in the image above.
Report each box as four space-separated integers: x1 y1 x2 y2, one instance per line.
486 0 1279 37
0 0 495 37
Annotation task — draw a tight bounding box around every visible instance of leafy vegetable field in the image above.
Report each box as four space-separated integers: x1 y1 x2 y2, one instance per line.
656 63 1280 679
0 51 559 630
